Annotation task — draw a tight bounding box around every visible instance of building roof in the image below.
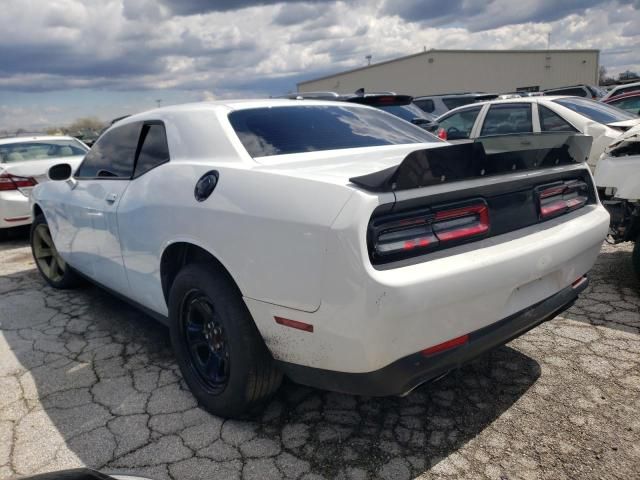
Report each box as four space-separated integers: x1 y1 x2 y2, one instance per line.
297 49 600 87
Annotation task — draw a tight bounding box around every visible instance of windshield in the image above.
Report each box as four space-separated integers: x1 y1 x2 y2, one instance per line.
553 97 637 124
377 103 434 122
229 105 439 157
0 139 88 163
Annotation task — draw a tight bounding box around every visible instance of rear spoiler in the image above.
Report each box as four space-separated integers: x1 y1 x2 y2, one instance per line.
349 133 592 192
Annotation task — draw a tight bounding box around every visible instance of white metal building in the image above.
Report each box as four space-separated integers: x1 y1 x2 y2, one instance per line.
297 49 600 96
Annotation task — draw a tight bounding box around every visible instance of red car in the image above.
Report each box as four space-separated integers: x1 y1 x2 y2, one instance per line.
603 91 640 116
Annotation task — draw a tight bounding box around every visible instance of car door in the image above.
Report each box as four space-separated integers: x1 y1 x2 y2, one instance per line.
116 122 172 312
57 122 141 293
475 103 535 153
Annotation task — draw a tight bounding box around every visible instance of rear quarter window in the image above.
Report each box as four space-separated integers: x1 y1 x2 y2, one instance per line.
228 105 438 157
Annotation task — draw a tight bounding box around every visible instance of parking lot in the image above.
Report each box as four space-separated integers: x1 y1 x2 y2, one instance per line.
0 231 639 480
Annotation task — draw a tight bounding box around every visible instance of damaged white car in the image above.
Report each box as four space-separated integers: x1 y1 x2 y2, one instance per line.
595 125 640 278
30 100 608 417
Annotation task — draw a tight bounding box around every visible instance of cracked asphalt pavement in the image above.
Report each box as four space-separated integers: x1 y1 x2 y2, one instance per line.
1 230 639 480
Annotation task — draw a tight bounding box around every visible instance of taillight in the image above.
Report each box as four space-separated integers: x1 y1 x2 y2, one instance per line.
536 180 588 220
372 200 489 259
437 128 447 140
0 173 37 191
433 204 489 241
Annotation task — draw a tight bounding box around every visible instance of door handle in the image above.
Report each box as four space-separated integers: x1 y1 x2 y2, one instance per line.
105 193 118 204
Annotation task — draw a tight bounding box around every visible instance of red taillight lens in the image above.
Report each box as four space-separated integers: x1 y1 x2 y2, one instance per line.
375 221 439 256
372 201 489 258
0 173 37 191
537 180 588 220
433 203 489 242
437 128 447 140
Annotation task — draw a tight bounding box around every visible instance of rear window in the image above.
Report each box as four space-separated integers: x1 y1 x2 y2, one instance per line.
229 105 438 157
442 97 477 110
414 98 435 113
553 97 637 124
0 139 88 163
547 87 587 97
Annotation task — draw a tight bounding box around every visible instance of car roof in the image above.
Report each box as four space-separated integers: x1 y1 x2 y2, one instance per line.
114 99 377 125
609 81 640 91
0 135 78 146
437 96 575 118
414 92 496 99
544 84 592 91
604 90 640 102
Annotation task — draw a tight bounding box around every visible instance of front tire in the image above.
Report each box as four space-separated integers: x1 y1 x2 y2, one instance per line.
30 214 80 289
168 263 282 418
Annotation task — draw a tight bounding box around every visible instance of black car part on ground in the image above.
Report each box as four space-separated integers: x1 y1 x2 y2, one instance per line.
11 468 152 480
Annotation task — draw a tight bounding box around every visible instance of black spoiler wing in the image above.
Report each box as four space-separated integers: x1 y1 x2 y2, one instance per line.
349 133 593 192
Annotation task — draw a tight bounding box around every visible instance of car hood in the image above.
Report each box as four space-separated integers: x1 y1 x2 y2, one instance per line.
253 143 443 185
0 155 84 183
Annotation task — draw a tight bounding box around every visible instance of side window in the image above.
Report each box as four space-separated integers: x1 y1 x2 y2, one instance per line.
415 99 434 113
437 107 481 140
134 123 170 177
538 105 577 132
611 97 640 114
480 104 532 136
76 123 141 178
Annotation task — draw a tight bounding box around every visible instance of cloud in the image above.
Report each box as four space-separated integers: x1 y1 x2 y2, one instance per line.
159 0 332 16
0 0 639 130
382 0 625 32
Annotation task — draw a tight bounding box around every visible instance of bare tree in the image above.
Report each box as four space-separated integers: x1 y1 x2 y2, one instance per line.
67 117 105 132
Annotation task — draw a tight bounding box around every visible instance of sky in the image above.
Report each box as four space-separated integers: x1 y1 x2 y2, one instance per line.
0 0 638 130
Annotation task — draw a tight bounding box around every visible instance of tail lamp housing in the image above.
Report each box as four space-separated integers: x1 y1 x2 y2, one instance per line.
536 180 588 220
0 173 37 193
370 199 490 262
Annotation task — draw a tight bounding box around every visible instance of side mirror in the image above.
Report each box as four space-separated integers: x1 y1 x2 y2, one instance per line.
48 163 72 181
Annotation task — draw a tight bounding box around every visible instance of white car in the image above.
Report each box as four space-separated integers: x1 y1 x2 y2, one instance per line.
0 135 88 234
594 125 640 278
601 81 640 101
435 96 640 169
30 100 609 417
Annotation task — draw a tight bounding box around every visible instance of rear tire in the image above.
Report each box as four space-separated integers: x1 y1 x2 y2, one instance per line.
30 214 80 289
168 263 282 418
633 238 640 282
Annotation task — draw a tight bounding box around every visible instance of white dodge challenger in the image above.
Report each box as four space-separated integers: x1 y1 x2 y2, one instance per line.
30 99 609 417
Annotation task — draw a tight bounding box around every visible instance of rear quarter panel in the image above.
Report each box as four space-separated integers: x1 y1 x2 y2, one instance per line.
116 161 355 316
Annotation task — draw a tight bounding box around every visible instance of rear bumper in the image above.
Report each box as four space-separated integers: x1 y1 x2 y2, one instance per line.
277 279 586 396
0 191 31 229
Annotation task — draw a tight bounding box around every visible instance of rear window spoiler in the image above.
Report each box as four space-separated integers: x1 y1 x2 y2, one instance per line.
349 133 593 192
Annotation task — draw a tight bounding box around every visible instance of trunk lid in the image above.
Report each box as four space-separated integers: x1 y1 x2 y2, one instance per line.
0 155 84 184
606 119 640 132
